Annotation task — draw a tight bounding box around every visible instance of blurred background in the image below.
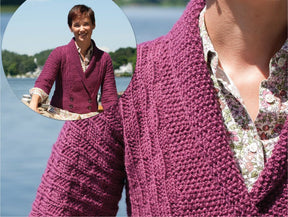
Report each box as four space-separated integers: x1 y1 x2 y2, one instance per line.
1 0 187 216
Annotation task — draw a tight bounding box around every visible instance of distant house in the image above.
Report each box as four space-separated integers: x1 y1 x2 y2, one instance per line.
25 66 43 78
114 62 133 76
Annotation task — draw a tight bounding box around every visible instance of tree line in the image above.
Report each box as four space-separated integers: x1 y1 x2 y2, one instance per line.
109 47 136 72
1 0 25 5
2 47 137 77
2 50 38 76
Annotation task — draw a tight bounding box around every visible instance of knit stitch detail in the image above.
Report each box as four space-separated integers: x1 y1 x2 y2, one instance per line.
30 104 125 216
30 0 288 216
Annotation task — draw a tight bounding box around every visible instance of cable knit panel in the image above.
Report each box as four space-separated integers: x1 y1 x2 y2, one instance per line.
30 0 288 216
30 106 125 216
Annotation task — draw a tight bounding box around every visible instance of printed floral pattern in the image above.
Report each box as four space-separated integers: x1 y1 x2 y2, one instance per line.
199 8 288 192
75 41 94 72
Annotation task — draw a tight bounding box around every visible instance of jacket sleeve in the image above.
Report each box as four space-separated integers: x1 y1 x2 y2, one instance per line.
29 103 126 216
100 53 118 111
34 48 62 95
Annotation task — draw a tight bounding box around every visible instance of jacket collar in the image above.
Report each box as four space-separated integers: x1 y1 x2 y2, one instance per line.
68 38 102 98
166 0 287 213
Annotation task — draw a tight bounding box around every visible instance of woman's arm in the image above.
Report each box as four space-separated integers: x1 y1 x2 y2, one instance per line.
100 54 118 111
29 48 61 112
29 103 125 216
29 87 49 113
33 48 62 96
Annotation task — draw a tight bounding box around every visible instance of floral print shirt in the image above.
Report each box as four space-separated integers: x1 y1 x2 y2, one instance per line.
75 41 94 72
199 8 288 192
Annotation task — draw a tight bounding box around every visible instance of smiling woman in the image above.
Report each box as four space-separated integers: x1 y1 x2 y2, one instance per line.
28 4 118 120
2 0 136 120
68 4 96 45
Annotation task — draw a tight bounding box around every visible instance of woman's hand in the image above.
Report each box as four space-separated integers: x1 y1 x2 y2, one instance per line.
29 94 41 113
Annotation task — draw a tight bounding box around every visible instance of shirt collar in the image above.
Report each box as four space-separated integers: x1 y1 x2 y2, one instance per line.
199 7 219 74
271 39 288 70
75 41 94 61
275 39 288 57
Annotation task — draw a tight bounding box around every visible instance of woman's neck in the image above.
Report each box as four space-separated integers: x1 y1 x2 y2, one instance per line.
75 39 92 56
205 0 287 75
204 0 287 122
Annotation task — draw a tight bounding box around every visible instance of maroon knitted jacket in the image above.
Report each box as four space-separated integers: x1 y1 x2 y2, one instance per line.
30 0 288 216
34 39 118 113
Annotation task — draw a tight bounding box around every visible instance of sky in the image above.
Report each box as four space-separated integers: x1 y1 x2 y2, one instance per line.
2 0 136 55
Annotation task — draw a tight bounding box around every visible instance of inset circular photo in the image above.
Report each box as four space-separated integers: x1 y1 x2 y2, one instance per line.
2 0 136 120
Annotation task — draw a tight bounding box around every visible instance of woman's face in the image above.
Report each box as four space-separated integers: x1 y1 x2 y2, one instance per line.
70 15 95 43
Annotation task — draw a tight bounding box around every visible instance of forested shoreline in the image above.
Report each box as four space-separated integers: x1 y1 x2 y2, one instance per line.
2 47 137 77
1 0 180 76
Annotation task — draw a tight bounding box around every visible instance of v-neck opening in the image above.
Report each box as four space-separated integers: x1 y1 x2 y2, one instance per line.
173 1 288 214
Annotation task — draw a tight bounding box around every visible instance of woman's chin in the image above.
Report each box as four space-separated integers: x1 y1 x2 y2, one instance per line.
76 37 90 43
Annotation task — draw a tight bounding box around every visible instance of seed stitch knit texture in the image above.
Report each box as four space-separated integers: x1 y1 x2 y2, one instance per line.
30 0 288 216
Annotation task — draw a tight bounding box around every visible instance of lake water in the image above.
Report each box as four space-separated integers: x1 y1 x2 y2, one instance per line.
1 6 185 216
7 77 132 100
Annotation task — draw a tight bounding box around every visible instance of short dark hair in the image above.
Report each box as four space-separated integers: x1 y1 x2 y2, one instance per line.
68 5 95 28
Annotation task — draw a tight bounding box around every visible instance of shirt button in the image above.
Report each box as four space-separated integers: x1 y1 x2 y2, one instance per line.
278 57 286 67
88 99 92 103
265 94 275 104
70 97 74 102
88 106 92 110
279 90 286 97
249 143 258 153
69 105 73 109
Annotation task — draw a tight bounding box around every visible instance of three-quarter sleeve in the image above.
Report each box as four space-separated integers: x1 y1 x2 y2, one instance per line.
100 54 118 111
29 87 49 103
29 103 125 216
34 48 62 96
